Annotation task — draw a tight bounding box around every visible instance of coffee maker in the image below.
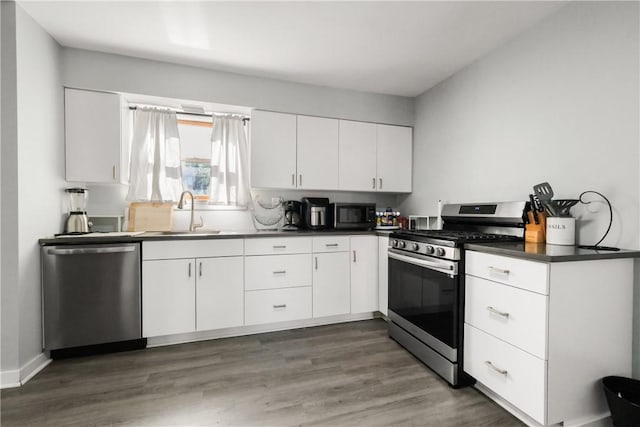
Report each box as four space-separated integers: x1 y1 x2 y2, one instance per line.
65 188 90 233
301 197 329 230
283 200 302 230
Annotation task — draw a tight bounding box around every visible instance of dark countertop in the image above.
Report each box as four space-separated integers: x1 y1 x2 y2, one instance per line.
39 229 388 246
465 242 640 262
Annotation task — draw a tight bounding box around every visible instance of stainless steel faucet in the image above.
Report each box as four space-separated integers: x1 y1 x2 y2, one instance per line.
177 191 203 232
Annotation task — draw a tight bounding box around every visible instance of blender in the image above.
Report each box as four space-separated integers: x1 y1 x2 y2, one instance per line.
65 188 90 233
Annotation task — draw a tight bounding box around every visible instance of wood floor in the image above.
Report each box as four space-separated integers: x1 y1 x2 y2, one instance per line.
1 319 523 426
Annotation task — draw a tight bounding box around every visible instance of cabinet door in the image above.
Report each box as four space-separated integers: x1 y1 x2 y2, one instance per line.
313 252 350 318
65 88 122 183
297 115 339 190
338 120 377 191
376 124 412 192
196 256 244 331
250 110 297 189
143 259 195 337
378 236 389 315
350 236 379 313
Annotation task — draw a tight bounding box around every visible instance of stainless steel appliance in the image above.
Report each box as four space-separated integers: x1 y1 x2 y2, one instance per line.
41 242 144 356
329 202 376 230
283 200 302 230
387 201 526 387
64 188 90 233
301 197 329 230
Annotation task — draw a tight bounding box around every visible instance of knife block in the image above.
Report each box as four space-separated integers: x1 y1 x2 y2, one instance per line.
525 212 546 243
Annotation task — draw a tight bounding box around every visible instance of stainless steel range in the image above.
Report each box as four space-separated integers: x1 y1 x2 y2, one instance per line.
387 201 527 388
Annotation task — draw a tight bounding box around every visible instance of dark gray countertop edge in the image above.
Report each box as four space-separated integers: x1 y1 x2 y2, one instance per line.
39 230 388 245
465 242 640 262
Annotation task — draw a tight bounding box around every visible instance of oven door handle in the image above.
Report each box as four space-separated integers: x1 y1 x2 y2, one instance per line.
388 250 458 276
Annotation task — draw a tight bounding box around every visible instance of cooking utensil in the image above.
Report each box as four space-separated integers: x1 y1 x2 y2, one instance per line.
529 194 539 224
549 199 579 217
533 182 556 216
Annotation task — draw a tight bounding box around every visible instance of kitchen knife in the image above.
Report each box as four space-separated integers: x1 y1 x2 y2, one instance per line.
529 194 539 224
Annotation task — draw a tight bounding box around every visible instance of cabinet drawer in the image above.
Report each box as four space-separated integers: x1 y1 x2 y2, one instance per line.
244 237 311 255
466 251 549 295
245 287 312 325
465 275 548 359
143 239 243 260
312 236 350 253
464 324 546 424
245 254 312 290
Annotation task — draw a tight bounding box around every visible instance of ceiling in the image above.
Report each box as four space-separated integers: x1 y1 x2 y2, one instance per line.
19 1 566 97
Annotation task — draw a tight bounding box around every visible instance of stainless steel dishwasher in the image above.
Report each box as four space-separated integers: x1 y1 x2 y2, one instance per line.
41 242 143 355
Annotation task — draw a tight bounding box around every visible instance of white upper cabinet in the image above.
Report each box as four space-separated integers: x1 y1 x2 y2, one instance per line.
376 124 412 192
338 120 377 191
65 88 125 184
296 115 339 190
250 110 297 189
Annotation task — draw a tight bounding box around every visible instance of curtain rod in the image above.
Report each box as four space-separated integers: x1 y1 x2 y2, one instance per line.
128 106 250 122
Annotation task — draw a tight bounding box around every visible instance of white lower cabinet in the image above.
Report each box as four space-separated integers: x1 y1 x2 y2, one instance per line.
245 287 312 325
143 258 195 337
142 240 244 338
378 235 389 315
313 251 350 317
350 235 378 313
464 251 634 425
196 256 244 331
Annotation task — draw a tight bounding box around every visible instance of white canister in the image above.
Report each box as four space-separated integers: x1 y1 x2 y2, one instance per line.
546 217 576 245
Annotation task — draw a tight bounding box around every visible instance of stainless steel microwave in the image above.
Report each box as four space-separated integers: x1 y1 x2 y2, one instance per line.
329 203 376 230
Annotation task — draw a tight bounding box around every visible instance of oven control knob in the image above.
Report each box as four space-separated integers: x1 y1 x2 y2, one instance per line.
392 240 398 247
435 247 446 257
411 243 420 251
397 241 406 249
425 245 435 254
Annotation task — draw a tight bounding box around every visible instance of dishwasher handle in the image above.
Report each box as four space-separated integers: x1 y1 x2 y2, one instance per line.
47 246 136 255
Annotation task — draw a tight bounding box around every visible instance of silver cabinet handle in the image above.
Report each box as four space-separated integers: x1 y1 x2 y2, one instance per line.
379 178 383 189
273 245 287 249
272 270 286 275
199 262 202 277
273 304 287 309
48 246 135 255
485 360 508 375
372 177 376 189
486 306 510 318
315 257 318 270
112 165 116 180
299 174 302 186
353 250 357 262
325 243 339 247
292 173 295 187
188 262 192 278
489 266 510 275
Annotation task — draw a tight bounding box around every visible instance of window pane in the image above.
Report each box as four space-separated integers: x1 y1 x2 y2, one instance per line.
182 158 211 200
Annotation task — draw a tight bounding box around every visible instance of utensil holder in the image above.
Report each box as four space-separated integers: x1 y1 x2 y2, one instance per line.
546 217 575 245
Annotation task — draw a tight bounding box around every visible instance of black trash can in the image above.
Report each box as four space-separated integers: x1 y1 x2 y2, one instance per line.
602 376 640 427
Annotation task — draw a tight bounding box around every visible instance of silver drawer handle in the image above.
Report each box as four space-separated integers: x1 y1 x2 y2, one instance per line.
325 243 339 247
273 270 286 275
485 360 508 375
47 246 135 255
488 266 510 275
273 245 287 249
486 306 510 318
273 304 287 309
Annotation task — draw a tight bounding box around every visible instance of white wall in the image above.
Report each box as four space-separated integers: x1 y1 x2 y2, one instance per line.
1 0 21 386
399 1 640 371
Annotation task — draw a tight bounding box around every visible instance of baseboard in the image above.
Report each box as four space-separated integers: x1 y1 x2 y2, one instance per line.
0 369 21 389
147 312 378 347
19 352 51 385
474 382 611 427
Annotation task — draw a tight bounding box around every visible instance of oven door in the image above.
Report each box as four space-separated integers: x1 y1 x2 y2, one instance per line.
387 249 459 361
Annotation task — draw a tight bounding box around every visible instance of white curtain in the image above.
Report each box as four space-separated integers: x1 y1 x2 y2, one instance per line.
209 115 250 206
126 108 183 202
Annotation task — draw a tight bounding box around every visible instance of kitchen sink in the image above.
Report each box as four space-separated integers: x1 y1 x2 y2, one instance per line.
143 230 221 237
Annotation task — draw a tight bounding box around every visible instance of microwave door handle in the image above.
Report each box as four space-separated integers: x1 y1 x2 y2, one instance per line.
388 250 457 275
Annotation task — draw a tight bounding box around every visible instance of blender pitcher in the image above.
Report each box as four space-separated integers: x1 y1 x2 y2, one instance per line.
65 188 90 233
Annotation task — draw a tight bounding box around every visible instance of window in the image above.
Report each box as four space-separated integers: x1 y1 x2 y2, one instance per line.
177 116 214 203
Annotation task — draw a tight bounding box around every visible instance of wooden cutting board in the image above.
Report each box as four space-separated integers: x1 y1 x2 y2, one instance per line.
128 202 174 231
